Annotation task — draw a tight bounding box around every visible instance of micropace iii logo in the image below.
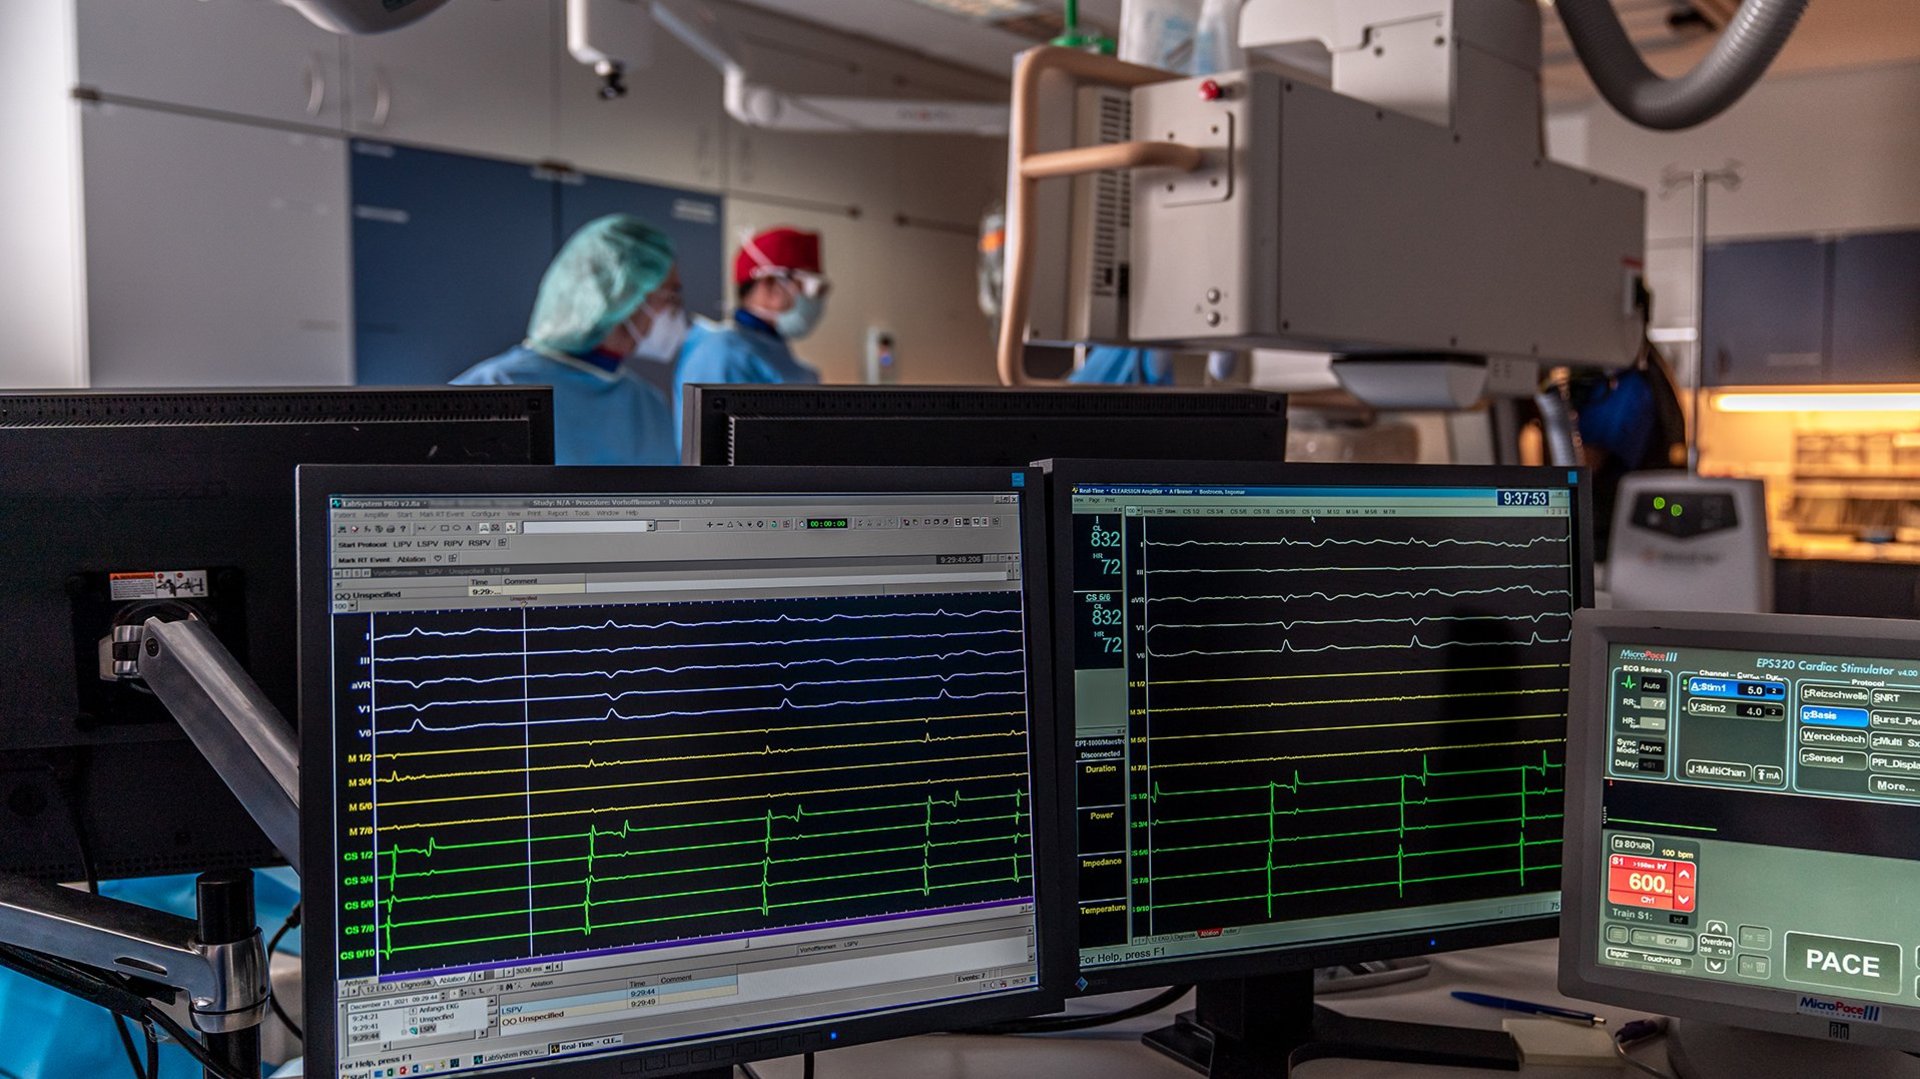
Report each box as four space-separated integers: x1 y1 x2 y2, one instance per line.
1796 996 1882 1029
1618 648 1679 662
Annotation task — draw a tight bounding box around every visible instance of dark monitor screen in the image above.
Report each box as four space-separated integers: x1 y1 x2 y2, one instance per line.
0 388 553 880
1049 461 1594 993
296 465 1065 1079
681 385 1289 466
1562 610 1920 1055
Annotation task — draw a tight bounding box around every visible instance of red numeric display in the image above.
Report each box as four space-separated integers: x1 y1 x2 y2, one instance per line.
1608 854 1696 913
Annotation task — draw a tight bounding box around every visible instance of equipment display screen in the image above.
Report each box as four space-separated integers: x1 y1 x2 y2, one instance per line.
318 486 1043 1078
1062 476 1582 975
1594 641 1920 1006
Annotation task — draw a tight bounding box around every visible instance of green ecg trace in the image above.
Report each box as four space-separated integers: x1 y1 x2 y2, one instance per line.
1138 751 1563 918
369 789 1033 963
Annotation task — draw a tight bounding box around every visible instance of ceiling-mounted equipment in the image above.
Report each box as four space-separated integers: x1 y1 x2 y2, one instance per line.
648 0 1009 135
279 0 451 34
997 0 1810 394
568 0 655 100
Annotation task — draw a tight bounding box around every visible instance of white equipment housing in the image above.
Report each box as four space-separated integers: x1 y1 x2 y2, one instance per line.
1012 0 1647 384
1025 85 1134 346
1608 472 1772 614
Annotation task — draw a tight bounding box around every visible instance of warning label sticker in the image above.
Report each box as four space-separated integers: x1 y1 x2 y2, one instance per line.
109 570 210 601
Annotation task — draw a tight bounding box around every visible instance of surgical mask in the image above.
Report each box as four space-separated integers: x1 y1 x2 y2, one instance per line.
774 284 825 341
626 304 689 363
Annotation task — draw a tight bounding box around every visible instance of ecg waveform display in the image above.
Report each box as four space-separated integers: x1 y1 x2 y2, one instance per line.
1074 503 1575 951
331 590 1037 981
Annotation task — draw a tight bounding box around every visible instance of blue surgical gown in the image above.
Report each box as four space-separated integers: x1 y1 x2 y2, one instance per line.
452 344 677 466
672 314 821 447
1069 347 1175 386
0 868 301 1079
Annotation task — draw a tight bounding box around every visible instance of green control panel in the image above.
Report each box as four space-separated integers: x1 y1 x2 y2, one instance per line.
1597 642 1920 1006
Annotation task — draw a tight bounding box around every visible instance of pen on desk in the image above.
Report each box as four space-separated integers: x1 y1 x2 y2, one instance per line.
1451 991 1604 1026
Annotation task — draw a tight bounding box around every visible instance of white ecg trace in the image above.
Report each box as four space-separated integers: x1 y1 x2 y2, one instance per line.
373 648 1026 690
1144 611 1573 633
374 668 1028 714
371 607 1022 643
1148 633 1574 658
374 627 1016 665
376 685 1026 736
1142 535 1562 550
1147 584 1570 605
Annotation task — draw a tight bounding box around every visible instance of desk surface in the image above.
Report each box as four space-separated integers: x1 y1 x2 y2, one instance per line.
749 938 1658 1079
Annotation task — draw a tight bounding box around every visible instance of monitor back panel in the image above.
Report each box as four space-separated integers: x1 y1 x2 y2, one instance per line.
684 386 1290 467
0 388 552 879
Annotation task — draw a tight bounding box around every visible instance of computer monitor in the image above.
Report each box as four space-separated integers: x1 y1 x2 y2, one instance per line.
1561 609 1920 1075
681 385 1289 466
296 465 1066 1079
1048 460 1593 1071
0 388 553 881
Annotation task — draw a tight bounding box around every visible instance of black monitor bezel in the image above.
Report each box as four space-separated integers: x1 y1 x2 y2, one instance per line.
680 383 1290 466
297 464 1069 1079
1042 459 1596 995
1560 609 1920 1050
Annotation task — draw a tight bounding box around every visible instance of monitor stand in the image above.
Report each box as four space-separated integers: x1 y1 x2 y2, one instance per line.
1141 971 1519 1077
1666 1020 1920 1079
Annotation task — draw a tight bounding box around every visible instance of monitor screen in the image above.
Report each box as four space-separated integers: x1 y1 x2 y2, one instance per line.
0 388 552 880
1562 611 1920 1051
299 466 1062 1079
682 385 1288 467
1051 462 1592 992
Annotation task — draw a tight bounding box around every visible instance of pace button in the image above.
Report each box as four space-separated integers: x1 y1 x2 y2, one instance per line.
1784 932 1902 995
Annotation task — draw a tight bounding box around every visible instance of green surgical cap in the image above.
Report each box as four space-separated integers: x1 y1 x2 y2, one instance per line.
525 214 676 355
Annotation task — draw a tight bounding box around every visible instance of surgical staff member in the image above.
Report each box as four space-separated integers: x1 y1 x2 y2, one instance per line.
673 227 827 444
453 214 687 465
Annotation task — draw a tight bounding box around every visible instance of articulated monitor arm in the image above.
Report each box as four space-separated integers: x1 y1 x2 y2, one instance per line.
0 614 294 1049
0 874 268 1034
116 617 302 871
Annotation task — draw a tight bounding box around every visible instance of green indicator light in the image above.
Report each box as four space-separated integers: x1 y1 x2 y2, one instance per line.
1653 497 1666 510
1671 504 1683 518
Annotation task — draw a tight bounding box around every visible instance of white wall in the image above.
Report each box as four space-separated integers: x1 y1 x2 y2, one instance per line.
1548 61 1920 338
0 1 85 388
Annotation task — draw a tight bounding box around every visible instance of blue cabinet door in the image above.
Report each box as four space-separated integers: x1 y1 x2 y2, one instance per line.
1830 231 1920 385
352 141 557 385
558 175 726 323
1701 238 1830 386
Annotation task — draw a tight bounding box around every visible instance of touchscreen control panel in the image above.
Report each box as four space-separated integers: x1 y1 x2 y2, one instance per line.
1595 642 1920 1007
